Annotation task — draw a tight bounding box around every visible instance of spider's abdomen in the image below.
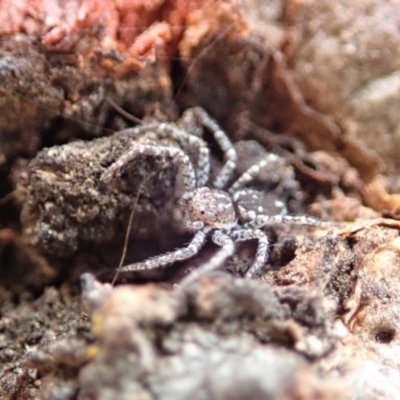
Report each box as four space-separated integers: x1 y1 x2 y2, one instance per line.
189 187 236 230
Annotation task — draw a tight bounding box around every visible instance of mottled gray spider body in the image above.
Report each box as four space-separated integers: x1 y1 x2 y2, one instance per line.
101 107 324 280
187 187 236 230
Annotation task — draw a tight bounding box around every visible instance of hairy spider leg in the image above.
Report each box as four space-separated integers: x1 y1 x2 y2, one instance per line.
117 228 210 272
101 144 212 272
244 214 331 229
180 230 235 286
184 107 238 189
231 228 269 278
155 122 211 187
116 122 211 187
228 155 330 229
101 144 197 195
228 154 281 194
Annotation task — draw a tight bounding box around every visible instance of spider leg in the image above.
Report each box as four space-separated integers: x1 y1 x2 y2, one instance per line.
244 214 330 229
117 228 210 272
183 107 237 189
228 154 280 194
228 156 331 229
180 230 234 286
155 123 210 187
101 144 197 195
231 229 269 278
232 188 286 223
115 123 211 187
230 175 328 229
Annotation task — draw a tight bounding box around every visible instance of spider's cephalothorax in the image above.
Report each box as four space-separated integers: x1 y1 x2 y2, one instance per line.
101 107 326 282
187 187 237 230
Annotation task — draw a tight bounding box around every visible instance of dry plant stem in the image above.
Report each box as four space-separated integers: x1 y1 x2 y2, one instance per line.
175 23 236 99
106 97 144 125
112 172 157 285
0 190 17 205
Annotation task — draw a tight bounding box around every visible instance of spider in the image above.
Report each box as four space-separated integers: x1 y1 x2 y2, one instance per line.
101 107 326 281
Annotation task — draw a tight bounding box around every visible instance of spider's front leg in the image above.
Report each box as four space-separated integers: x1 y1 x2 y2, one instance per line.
101 143 207 273
121 122 211 187
153 122 211 187
180 230 234 286
101 144 197 195
116 228 210 272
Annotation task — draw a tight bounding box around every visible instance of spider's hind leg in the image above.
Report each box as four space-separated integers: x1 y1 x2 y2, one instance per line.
233 188 288 225
245 214 331 230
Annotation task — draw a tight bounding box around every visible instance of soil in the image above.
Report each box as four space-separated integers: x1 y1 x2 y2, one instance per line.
1 1 400 399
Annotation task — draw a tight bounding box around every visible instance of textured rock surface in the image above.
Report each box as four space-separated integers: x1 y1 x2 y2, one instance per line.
286 0 400 173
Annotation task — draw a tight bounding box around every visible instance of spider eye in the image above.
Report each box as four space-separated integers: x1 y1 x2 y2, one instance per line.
200 210 205 215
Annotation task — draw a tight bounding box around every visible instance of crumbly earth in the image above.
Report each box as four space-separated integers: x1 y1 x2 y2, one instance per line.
1 1 400 400
0 286 89 399
285 0 400 175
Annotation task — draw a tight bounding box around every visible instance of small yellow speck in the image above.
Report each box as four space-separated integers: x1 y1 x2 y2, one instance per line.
87 345 100 359
91 313 104 334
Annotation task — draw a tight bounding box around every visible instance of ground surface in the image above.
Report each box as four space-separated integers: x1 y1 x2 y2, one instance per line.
1 1 400 399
